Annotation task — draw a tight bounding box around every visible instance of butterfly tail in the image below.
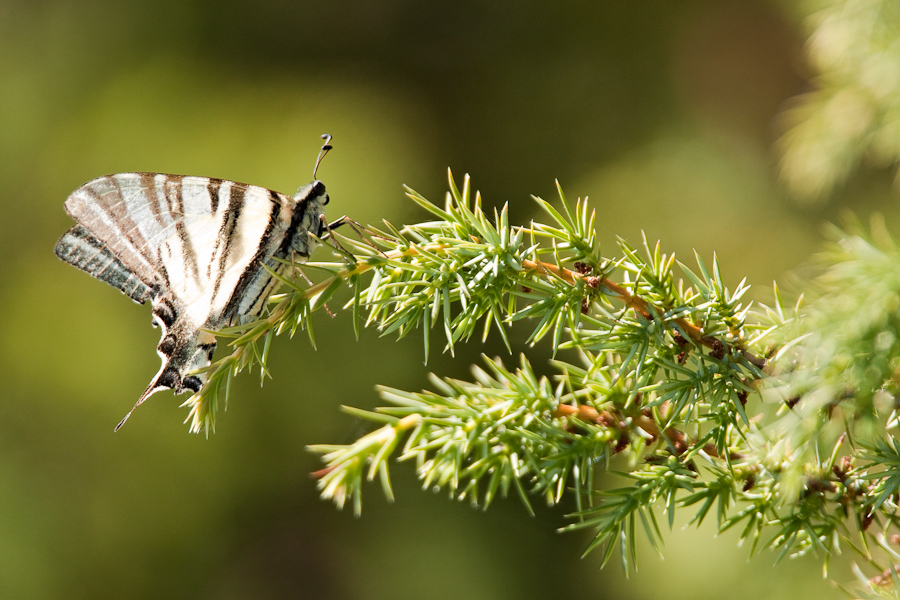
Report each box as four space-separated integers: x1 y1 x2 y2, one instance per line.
114 325 217 431
114 367 177 431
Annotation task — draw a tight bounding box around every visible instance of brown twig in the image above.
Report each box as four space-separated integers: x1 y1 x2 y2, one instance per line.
521 259 767 370
552 403 724 458
869 564 900 588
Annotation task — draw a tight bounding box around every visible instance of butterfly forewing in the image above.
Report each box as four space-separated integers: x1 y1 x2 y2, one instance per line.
55 171 329 428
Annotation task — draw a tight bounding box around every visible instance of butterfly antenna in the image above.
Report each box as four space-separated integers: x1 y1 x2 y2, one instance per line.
313 133 333 179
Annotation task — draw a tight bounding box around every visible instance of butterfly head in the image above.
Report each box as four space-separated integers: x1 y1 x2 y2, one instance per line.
294 179 329 206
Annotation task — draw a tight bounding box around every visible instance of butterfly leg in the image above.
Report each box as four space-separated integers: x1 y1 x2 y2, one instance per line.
316 215 360 262
320 215 387 257
325 215 350 231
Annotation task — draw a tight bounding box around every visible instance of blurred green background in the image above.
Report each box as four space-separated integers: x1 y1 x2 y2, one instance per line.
2 1 895 598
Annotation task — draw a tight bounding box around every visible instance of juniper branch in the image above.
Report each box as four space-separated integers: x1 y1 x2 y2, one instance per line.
179 167 900 594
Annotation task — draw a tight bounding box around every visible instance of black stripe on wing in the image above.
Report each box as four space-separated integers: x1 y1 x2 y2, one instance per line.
65 175 163 285
54 224 159 304
62 173 215 293
209 182 245 301
220 191 286 319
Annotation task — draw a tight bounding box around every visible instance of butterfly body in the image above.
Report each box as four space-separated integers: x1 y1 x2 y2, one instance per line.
55 171 329 426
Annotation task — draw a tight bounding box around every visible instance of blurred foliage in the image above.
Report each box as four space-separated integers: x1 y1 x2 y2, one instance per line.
779 0 900 201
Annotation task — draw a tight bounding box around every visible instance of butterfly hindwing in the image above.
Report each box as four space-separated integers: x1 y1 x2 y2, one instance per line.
55 224 157 304
55 172 329 427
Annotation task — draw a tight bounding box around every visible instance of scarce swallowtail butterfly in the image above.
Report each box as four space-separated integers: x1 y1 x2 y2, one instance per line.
55 134 336 430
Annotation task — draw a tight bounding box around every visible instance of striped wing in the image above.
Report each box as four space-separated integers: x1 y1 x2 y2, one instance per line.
54 173 327 428
54 223 158 304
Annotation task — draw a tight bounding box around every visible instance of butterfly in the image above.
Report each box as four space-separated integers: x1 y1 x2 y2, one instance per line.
55 134 337 430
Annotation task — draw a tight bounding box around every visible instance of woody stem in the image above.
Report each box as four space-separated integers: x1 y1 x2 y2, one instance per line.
520 259 766 369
